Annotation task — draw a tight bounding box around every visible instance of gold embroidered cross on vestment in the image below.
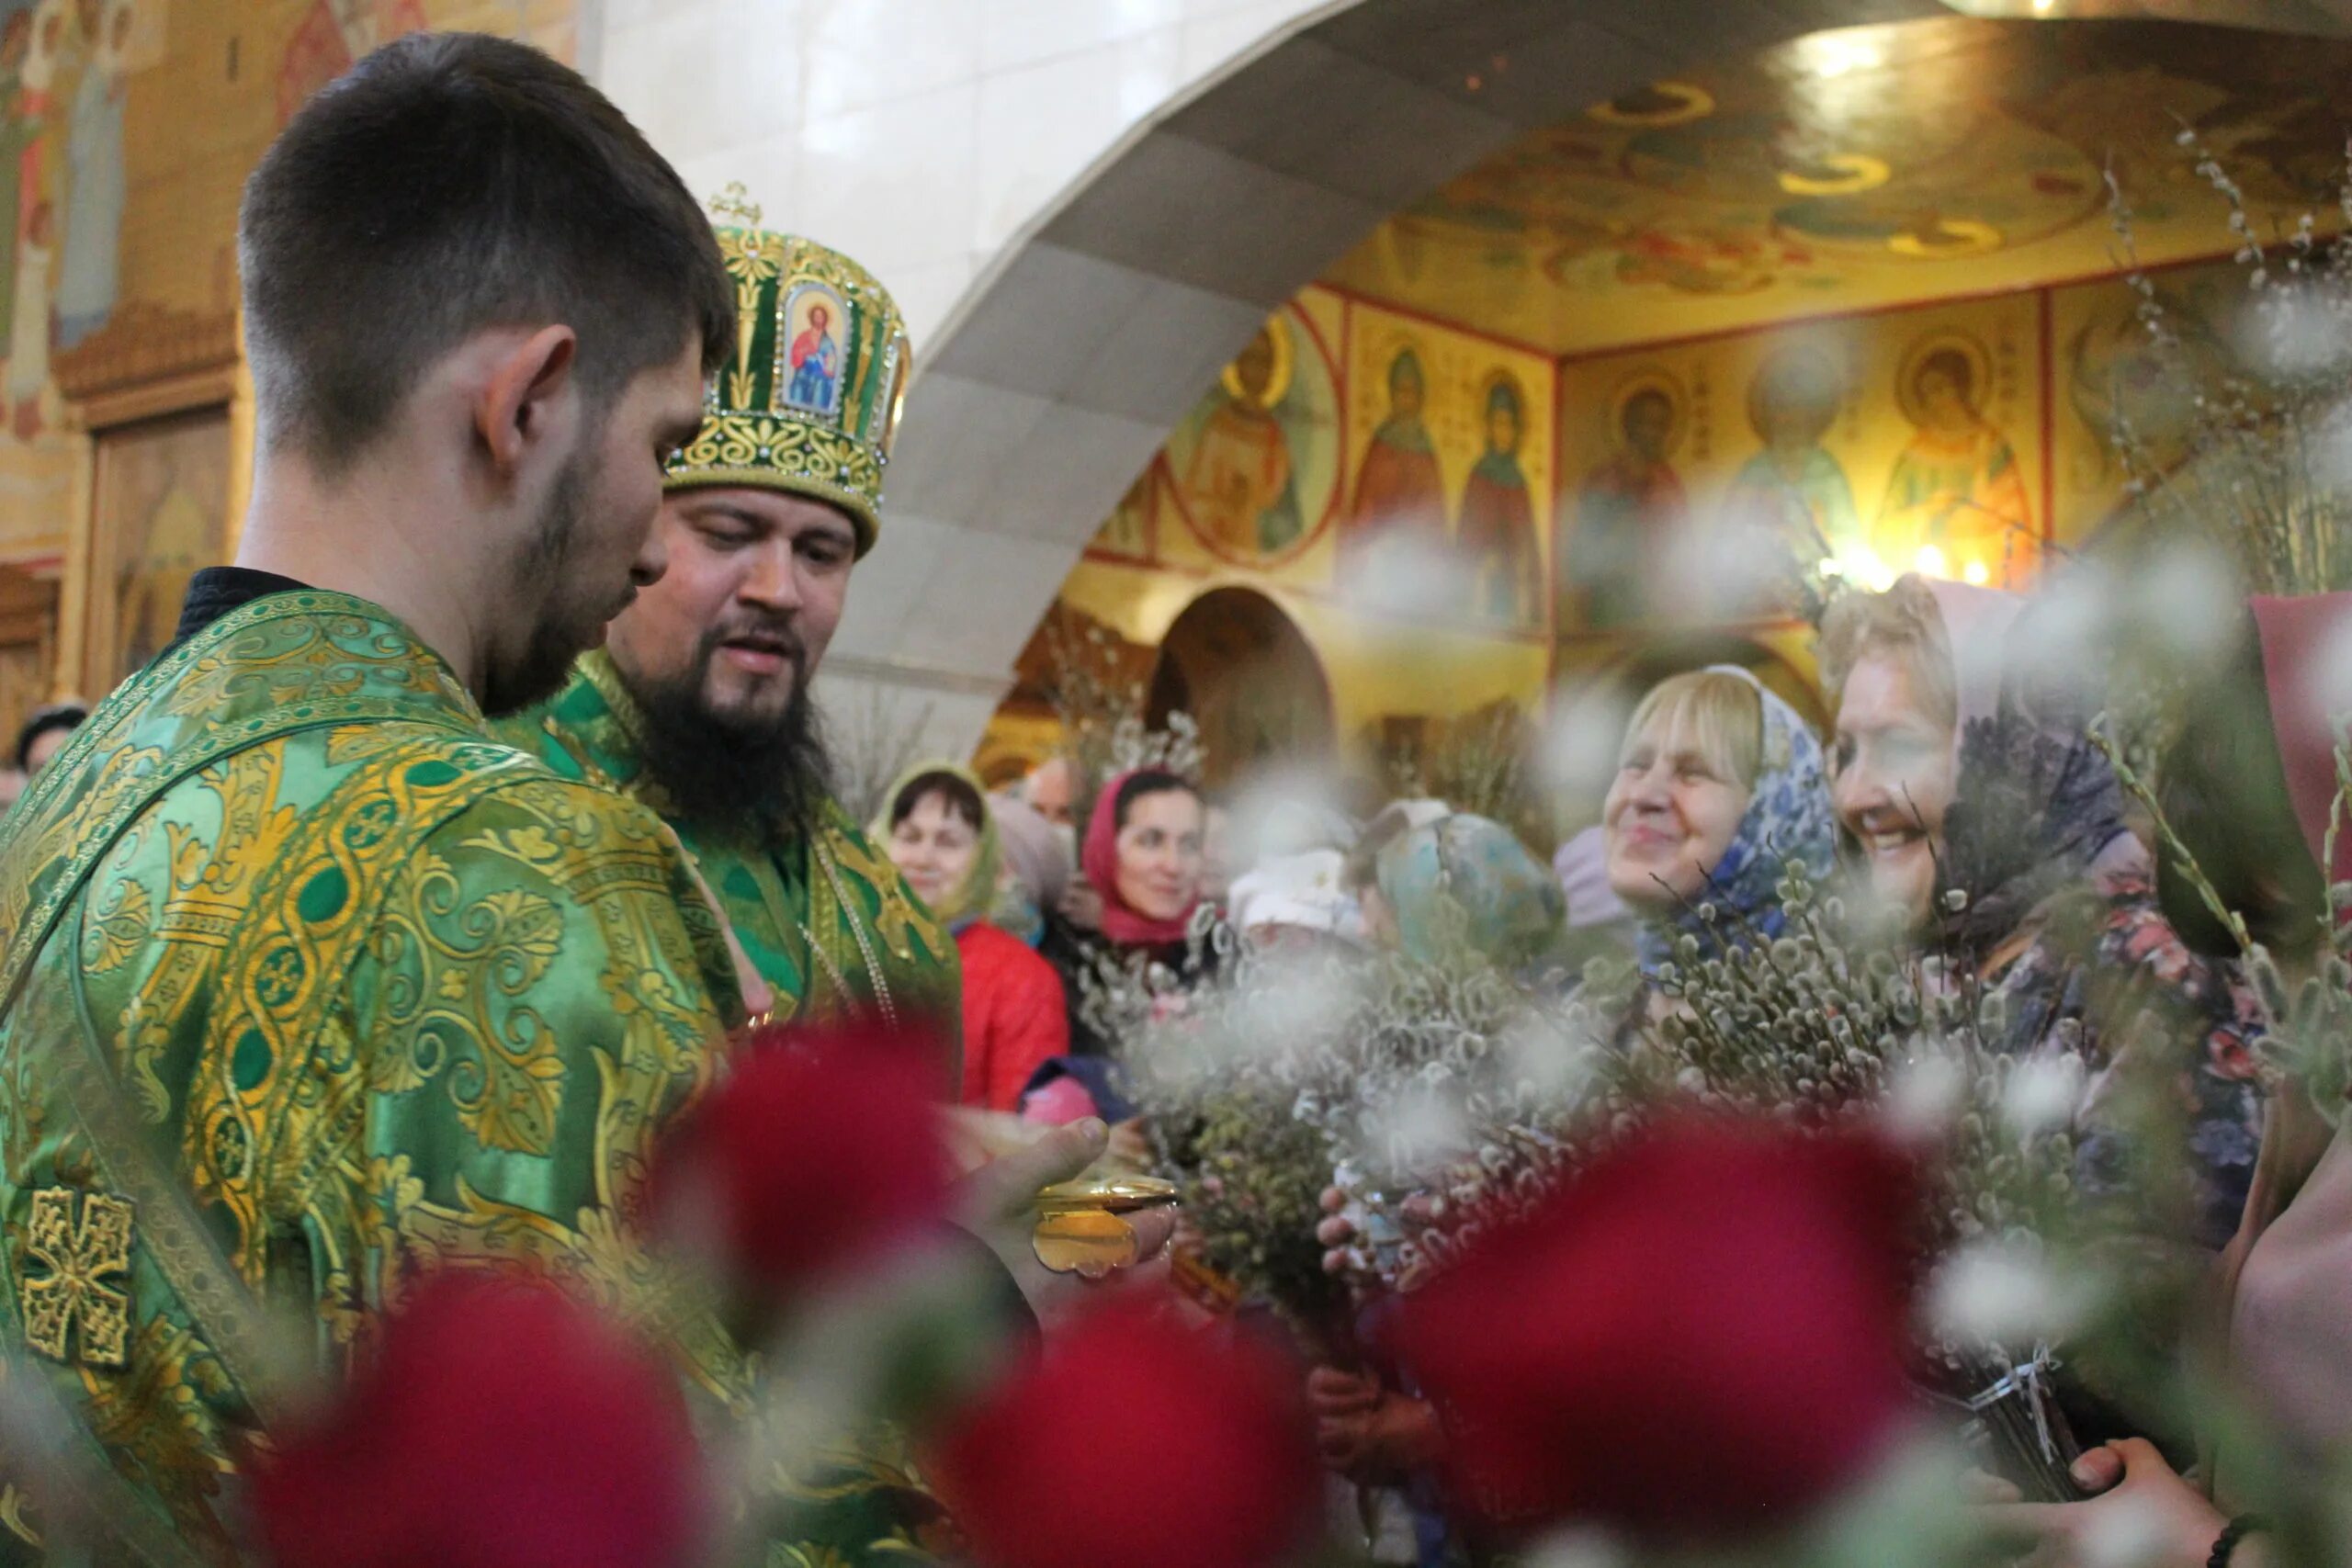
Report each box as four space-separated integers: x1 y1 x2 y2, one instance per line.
19 1188 134 1368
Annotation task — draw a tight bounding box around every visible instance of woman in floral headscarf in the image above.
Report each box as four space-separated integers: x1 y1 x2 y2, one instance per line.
1600 664 1838 973
879 761 1069 1111
1821 574 2266 1250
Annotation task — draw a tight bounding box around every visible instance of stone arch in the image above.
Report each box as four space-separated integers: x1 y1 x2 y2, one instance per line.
1146 584 1336 788
839 0 2338 756
830 0 1956 755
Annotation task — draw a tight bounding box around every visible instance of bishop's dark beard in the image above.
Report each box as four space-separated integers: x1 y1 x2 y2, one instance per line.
616 629 836 842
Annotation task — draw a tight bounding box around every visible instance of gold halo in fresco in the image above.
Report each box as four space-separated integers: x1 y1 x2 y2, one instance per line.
1478 366 1529 433
1894 329 1995 430
1220 315 1295 410
1604 367 1689 460
1589 81 1714 128
1775 152 1892 197
1888 216 2004 257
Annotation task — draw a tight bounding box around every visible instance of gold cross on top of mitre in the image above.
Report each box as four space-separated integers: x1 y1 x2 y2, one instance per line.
707 182 763 228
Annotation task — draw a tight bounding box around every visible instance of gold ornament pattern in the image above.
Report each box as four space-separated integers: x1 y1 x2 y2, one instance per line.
500 651 963 1066
0 592 780 1556
18 1187 134 1366
667 206 910 556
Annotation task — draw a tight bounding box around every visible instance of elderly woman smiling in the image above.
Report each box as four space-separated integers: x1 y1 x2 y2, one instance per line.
1602 665 1837 969
1819 573 2266 1250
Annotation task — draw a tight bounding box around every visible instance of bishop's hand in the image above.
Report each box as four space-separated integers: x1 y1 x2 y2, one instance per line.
952 1119 1175 1334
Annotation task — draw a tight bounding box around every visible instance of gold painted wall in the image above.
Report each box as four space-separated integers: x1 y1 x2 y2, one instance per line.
0 0 578 743
1004 284 1563 782
1555 289 2046 628
998 257 2250 792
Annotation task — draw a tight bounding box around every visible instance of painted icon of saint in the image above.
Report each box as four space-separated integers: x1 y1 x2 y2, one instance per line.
1565 381 1689 629
1339 347 1448 581
1722 345 1860 567
786 301 842 413
1874 340 2031 580
1179 325 1301 557
1456 374 1540 627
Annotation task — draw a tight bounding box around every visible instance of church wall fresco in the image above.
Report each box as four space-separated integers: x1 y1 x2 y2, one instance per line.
0 0 576 737
997 249 2267 790
997 283 1563 781
1318 17 2352 357
1556 288 2045 620
990 14 2352 789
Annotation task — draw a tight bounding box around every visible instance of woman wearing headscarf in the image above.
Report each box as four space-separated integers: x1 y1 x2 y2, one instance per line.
1039 767 1216 1057
1600 664 1838 977
879 762 1069 1112
1981 594 2350 1568
1363 813 1566 979
986 790 1072 946
1820 574 2266 1249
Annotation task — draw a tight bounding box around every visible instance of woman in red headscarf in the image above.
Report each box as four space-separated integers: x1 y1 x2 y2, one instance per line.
1038 768 1216 1059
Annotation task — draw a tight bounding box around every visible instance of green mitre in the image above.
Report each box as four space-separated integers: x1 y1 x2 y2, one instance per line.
669 185 910 555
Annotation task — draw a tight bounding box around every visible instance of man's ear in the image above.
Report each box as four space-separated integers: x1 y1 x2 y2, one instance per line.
474 324 579 475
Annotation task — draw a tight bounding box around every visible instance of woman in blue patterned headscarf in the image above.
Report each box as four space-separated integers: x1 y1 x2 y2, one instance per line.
1600 664 1838 970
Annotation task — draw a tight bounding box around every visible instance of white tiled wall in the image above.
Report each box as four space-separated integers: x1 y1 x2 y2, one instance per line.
594 0 1331 349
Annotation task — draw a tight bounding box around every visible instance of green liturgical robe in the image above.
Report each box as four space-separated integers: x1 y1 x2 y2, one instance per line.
503 652 962 1053
0 595 942 1566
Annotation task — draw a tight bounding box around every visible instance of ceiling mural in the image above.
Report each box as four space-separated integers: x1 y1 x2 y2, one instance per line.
1319 16 2352 355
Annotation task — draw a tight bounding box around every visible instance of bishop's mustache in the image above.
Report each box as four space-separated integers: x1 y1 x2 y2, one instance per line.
700 615 808 676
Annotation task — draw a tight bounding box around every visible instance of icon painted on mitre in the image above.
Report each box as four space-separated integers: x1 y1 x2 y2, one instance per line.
783 282 850 418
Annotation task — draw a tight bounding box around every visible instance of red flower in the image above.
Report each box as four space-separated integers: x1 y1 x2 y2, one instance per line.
252 1271 708 1568
652 1020 952 1299
1396 1117 1918 1543
927 1301 1320 1568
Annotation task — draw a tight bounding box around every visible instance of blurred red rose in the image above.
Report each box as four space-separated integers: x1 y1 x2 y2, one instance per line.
651 1020 953 1299
1396 1117 1919 1543
927 1300 1320 1568
252 1271 708 1568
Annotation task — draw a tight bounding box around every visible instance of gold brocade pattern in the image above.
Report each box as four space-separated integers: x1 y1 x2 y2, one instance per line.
501 652 963 1068
0 592 760 1560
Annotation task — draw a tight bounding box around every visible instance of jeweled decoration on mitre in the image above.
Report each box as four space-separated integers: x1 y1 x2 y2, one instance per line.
667 185 911 555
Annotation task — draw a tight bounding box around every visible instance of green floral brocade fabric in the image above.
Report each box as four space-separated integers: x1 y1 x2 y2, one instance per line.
0 598 936 1566
503 652 961 1059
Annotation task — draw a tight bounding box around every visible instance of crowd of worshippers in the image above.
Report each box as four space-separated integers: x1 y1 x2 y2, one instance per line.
886 570 2274 1271
919 570 2339 1528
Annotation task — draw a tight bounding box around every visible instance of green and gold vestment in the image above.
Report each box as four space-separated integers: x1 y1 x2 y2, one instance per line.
0 592 934 1566
504 652 960 1050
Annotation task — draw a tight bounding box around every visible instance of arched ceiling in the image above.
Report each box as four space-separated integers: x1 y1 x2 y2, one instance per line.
845 0 2352 751
861 0 1951 726
1322 14 2352 354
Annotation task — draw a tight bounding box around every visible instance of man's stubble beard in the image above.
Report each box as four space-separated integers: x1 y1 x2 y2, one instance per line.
616 625 836 843
481 451 601 718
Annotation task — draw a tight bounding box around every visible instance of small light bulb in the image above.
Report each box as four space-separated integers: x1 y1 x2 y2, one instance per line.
1915 544 1950 579
1962 559 1990 586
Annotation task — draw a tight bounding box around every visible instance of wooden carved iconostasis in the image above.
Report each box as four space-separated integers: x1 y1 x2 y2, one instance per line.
54 305 244 709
